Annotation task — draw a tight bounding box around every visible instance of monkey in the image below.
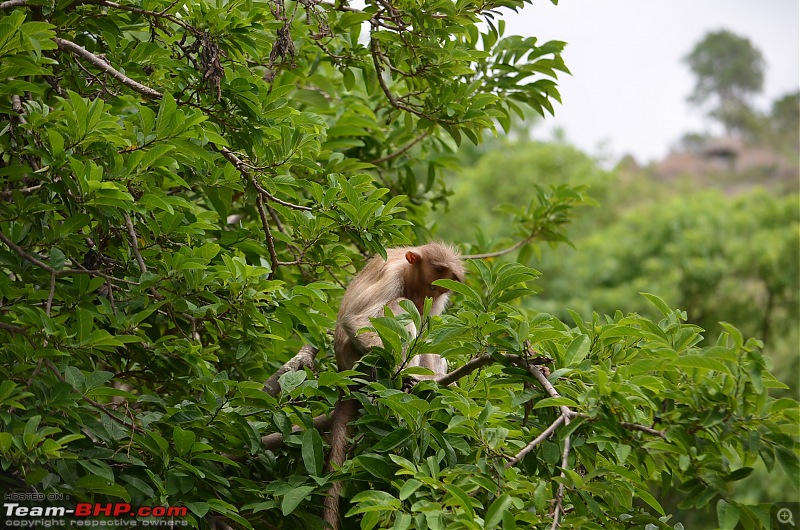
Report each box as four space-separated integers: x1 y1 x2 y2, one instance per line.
322 242 464 529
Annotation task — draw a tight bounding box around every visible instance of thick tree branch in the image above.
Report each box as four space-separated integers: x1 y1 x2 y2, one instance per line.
262 413 331 450
0 0 27 9
54 38 163 99
263 345 318 396
0 322 27 335
433 353 492 386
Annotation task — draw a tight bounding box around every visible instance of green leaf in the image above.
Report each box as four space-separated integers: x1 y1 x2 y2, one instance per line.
717 499 740 530
281 485 315 516
398 479 422 501
641 292 672 317
302 429 323 476
173 427 196 457
564 334 590 367
372 428 412 452
443 483 475 519
673 355 729 373
485 494 512 529
532 396 576 410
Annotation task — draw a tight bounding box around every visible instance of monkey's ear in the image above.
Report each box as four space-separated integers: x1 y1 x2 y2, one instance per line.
405 251 421 264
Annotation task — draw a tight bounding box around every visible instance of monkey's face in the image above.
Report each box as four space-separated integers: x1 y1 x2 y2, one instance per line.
424 264 460 300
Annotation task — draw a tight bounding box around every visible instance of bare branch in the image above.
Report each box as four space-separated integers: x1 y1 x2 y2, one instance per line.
462 232 539 260
46 272 56 317
54 38 163 99
506 413 565 467
618 421 666 438
507 354 571 417
123 213 165 301
569 412 666 439
255 193 281 280
0 230 136 285
263 344 318 396
551 422 571 530
75 0 197 33
262 413 331 451
44 360 143 434
0 184 43 198
0 322 27 335
0 0 28 9
217 147 312 211
368 132 428 165
433 353 492 386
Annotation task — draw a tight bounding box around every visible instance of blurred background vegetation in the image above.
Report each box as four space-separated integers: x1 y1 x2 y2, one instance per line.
434 29 799 527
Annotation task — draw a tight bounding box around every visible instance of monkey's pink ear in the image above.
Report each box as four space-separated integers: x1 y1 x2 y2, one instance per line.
405 251 421 264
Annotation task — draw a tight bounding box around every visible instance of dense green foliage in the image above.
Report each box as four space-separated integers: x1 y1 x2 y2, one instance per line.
1 3 798 530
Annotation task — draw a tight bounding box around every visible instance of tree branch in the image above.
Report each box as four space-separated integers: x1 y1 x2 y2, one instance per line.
263 344 318 396
262 413 331 451
0 0 28 9
123 213 165 301
0 230 130 284
462 231 539 260
0 322 28 335
368 132 428 165
433 353 491 386
217 147 312 211
255 193 281 280
551 418 571 529
506 413 565 467
44 360 143 434
54 38 163 99
74 0 197 33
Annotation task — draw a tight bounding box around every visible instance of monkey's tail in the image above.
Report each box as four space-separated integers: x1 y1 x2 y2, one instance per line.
322 398 359 530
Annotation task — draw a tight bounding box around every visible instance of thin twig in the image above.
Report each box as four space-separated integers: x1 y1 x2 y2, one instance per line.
44 360 143 434
506 413 565 467
255 194 280 280
76 0 197 33
217 147 312 211
462 232 539 260
46 272 56 317
0 231 130 283
618 421 666 438
0 184 43 198
123 213 165 300
54 38 163 99
368 132 428 165
551 422 571 530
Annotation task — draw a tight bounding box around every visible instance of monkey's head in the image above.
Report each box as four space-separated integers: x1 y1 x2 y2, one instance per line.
403 242 465 306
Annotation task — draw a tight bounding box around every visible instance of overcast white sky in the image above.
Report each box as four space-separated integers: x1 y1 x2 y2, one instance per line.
499 0 800 163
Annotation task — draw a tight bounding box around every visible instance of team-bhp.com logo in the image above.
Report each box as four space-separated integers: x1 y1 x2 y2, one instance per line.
3 501 188 527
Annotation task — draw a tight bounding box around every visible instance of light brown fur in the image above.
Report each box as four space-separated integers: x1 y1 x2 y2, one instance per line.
323 242 464 529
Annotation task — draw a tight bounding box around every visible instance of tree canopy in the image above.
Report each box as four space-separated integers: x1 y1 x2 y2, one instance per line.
684 29 765 135
0 1 797 529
